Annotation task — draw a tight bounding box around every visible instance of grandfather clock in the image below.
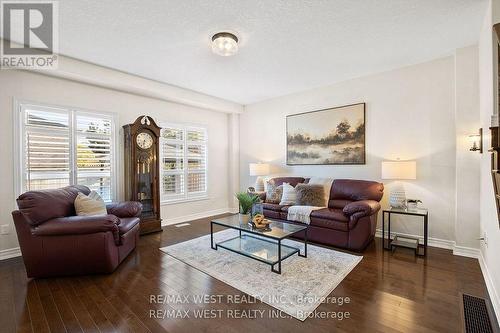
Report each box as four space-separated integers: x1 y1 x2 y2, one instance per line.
123 115 162 234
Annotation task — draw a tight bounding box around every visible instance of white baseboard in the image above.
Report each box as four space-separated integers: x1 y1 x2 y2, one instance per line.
374 229 455 250
375 229 481 259
162 208 234 226
452 245 480 259
0 247 21 260
479 251 500 324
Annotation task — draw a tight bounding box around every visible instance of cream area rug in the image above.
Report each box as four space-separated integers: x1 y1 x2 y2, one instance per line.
159 229 362 321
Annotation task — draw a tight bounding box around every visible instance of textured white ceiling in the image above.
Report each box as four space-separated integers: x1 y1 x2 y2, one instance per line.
34 1 491 104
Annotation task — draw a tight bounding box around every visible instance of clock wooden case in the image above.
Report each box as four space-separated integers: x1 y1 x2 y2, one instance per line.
123 115 162 234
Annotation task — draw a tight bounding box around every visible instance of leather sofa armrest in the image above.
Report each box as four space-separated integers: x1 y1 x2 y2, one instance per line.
106 201 142 218
32 215 120 245
343 200 381 217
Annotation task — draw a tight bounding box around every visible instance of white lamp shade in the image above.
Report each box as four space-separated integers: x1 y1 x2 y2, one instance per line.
381 161 416 180
249 163 270 176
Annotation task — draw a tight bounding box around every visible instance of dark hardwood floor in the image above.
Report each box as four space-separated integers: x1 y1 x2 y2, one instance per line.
0 213 490 333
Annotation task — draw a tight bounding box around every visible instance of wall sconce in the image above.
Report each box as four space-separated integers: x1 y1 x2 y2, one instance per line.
469 128 483 153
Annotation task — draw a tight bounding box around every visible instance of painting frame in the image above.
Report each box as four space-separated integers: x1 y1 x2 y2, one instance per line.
286 102 366 166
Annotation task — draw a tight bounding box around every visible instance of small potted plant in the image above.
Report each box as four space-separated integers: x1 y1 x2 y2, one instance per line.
235 192 260 224
406 199 422 210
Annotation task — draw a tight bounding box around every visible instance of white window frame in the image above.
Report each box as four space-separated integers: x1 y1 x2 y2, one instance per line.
13 99 118 201
159 122 208 204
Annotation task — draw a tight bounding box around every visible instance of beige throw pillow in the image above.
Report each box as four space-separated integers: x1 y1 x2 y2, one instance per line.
74 191 107 216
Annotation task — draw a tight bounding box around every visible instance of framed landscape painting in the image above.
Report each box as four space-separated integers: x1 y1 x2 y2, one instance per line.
286 103 365 165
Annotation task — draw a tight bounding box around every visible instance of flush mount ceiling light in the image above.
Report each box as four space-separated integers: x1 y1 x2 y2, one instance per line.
211 32 238 56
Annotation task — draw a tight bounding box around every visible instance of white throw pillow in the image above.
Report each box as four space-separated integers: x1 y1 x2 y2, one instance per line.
279 183 297 205
74 191 107 216
307 177 333 207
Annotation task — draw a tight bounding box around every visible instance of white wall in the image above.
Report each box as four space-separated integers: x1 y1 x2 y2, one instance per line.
0 70 231 253
241 56 462 242
478 0 500 319
455 46 481 250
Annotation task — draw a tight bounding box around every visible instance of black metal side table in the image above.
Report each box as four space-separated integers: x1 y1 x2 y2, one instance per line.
382 207 428 256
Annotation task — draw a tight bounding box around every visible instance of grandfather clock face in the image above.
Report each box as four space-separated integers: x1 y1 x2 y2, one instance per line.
136 130 156 217
136 132 153 150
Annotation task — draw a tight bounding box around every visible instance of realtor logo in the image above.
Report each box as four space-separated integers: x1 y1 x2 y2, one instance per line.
1 0 58 69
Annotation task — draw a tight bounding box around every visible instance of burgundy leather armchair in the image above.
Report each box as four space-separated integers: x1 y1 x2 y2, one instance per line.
12 185 142 278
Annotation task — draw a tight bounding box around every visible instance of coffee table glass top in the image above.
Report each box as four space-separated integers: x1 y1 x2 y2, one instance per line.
211 214 306 240
217 234 299 265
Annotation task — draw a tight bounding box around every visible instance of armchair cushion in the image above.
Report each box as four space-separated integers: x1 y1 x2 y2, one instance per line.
32 215 121 245
106 201 142 218
343 200 381 219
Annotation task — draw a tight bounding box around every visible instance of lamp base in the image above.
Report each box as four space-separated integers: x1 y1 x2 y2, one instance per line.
389 183 406 208
254 176 265 192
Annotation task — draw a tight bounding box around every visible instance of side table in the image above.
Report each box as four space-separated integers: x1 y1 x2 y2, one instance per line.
382 207 428 256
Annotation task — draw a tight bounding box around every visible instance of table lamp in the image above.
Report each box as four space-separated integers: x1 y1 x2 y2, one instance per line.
381 160 417 208
249 163 270 192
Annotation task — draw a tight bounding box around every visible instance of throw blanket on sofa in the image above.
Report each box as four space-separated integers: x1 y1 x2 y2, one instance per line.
287 205 323 224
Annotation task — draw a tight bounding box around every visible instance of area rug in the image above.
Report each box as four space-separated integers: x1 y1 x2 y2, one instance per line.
159 229 362 321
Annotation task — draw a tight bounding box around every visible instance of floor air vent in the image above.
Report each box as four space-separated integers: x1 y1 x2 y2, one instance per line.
462 294 495 333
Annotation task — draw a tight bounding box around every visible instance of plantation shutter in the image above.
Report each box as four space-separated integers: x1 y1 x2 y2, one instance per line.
76 113 113 201
161 126 185 201
24 108 71 191
186 128 207 195
160 124 207 203
18 103 116 201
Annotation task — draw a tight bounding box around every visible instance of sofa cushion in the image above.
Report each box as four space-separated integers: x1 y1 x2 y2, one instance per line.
17 185 91 226
118 217 141 235
329 199 353 209
310 208 349 222
309 217 349 232
329 179 384 208
269 177 306 187
263 203 286 212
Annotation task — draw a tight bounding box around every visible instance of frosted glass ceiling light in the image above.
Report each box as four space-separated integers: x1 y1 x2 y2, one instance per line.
211 32 238 56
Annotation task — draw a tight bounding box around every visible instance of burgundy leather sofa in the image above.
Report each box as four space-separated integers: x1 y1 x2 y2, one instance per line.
12 185 142 278
261 177 384 251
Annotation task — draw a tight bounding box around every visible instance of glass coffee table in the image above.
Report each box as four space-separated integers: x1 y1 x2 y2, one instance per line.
210 215 308 274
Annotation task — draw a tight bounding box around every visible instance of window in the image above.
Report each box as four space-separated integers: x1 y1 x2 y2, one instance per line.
16 102 116 201
160 124 207 203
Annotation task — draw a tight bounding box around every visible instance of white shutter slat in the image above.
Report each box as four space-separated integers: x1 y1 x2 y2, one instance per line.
21 105 115 200
24 109 71 191
76 115 112 135
186 129 207 195
160 125 207 202
76 114 113 201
